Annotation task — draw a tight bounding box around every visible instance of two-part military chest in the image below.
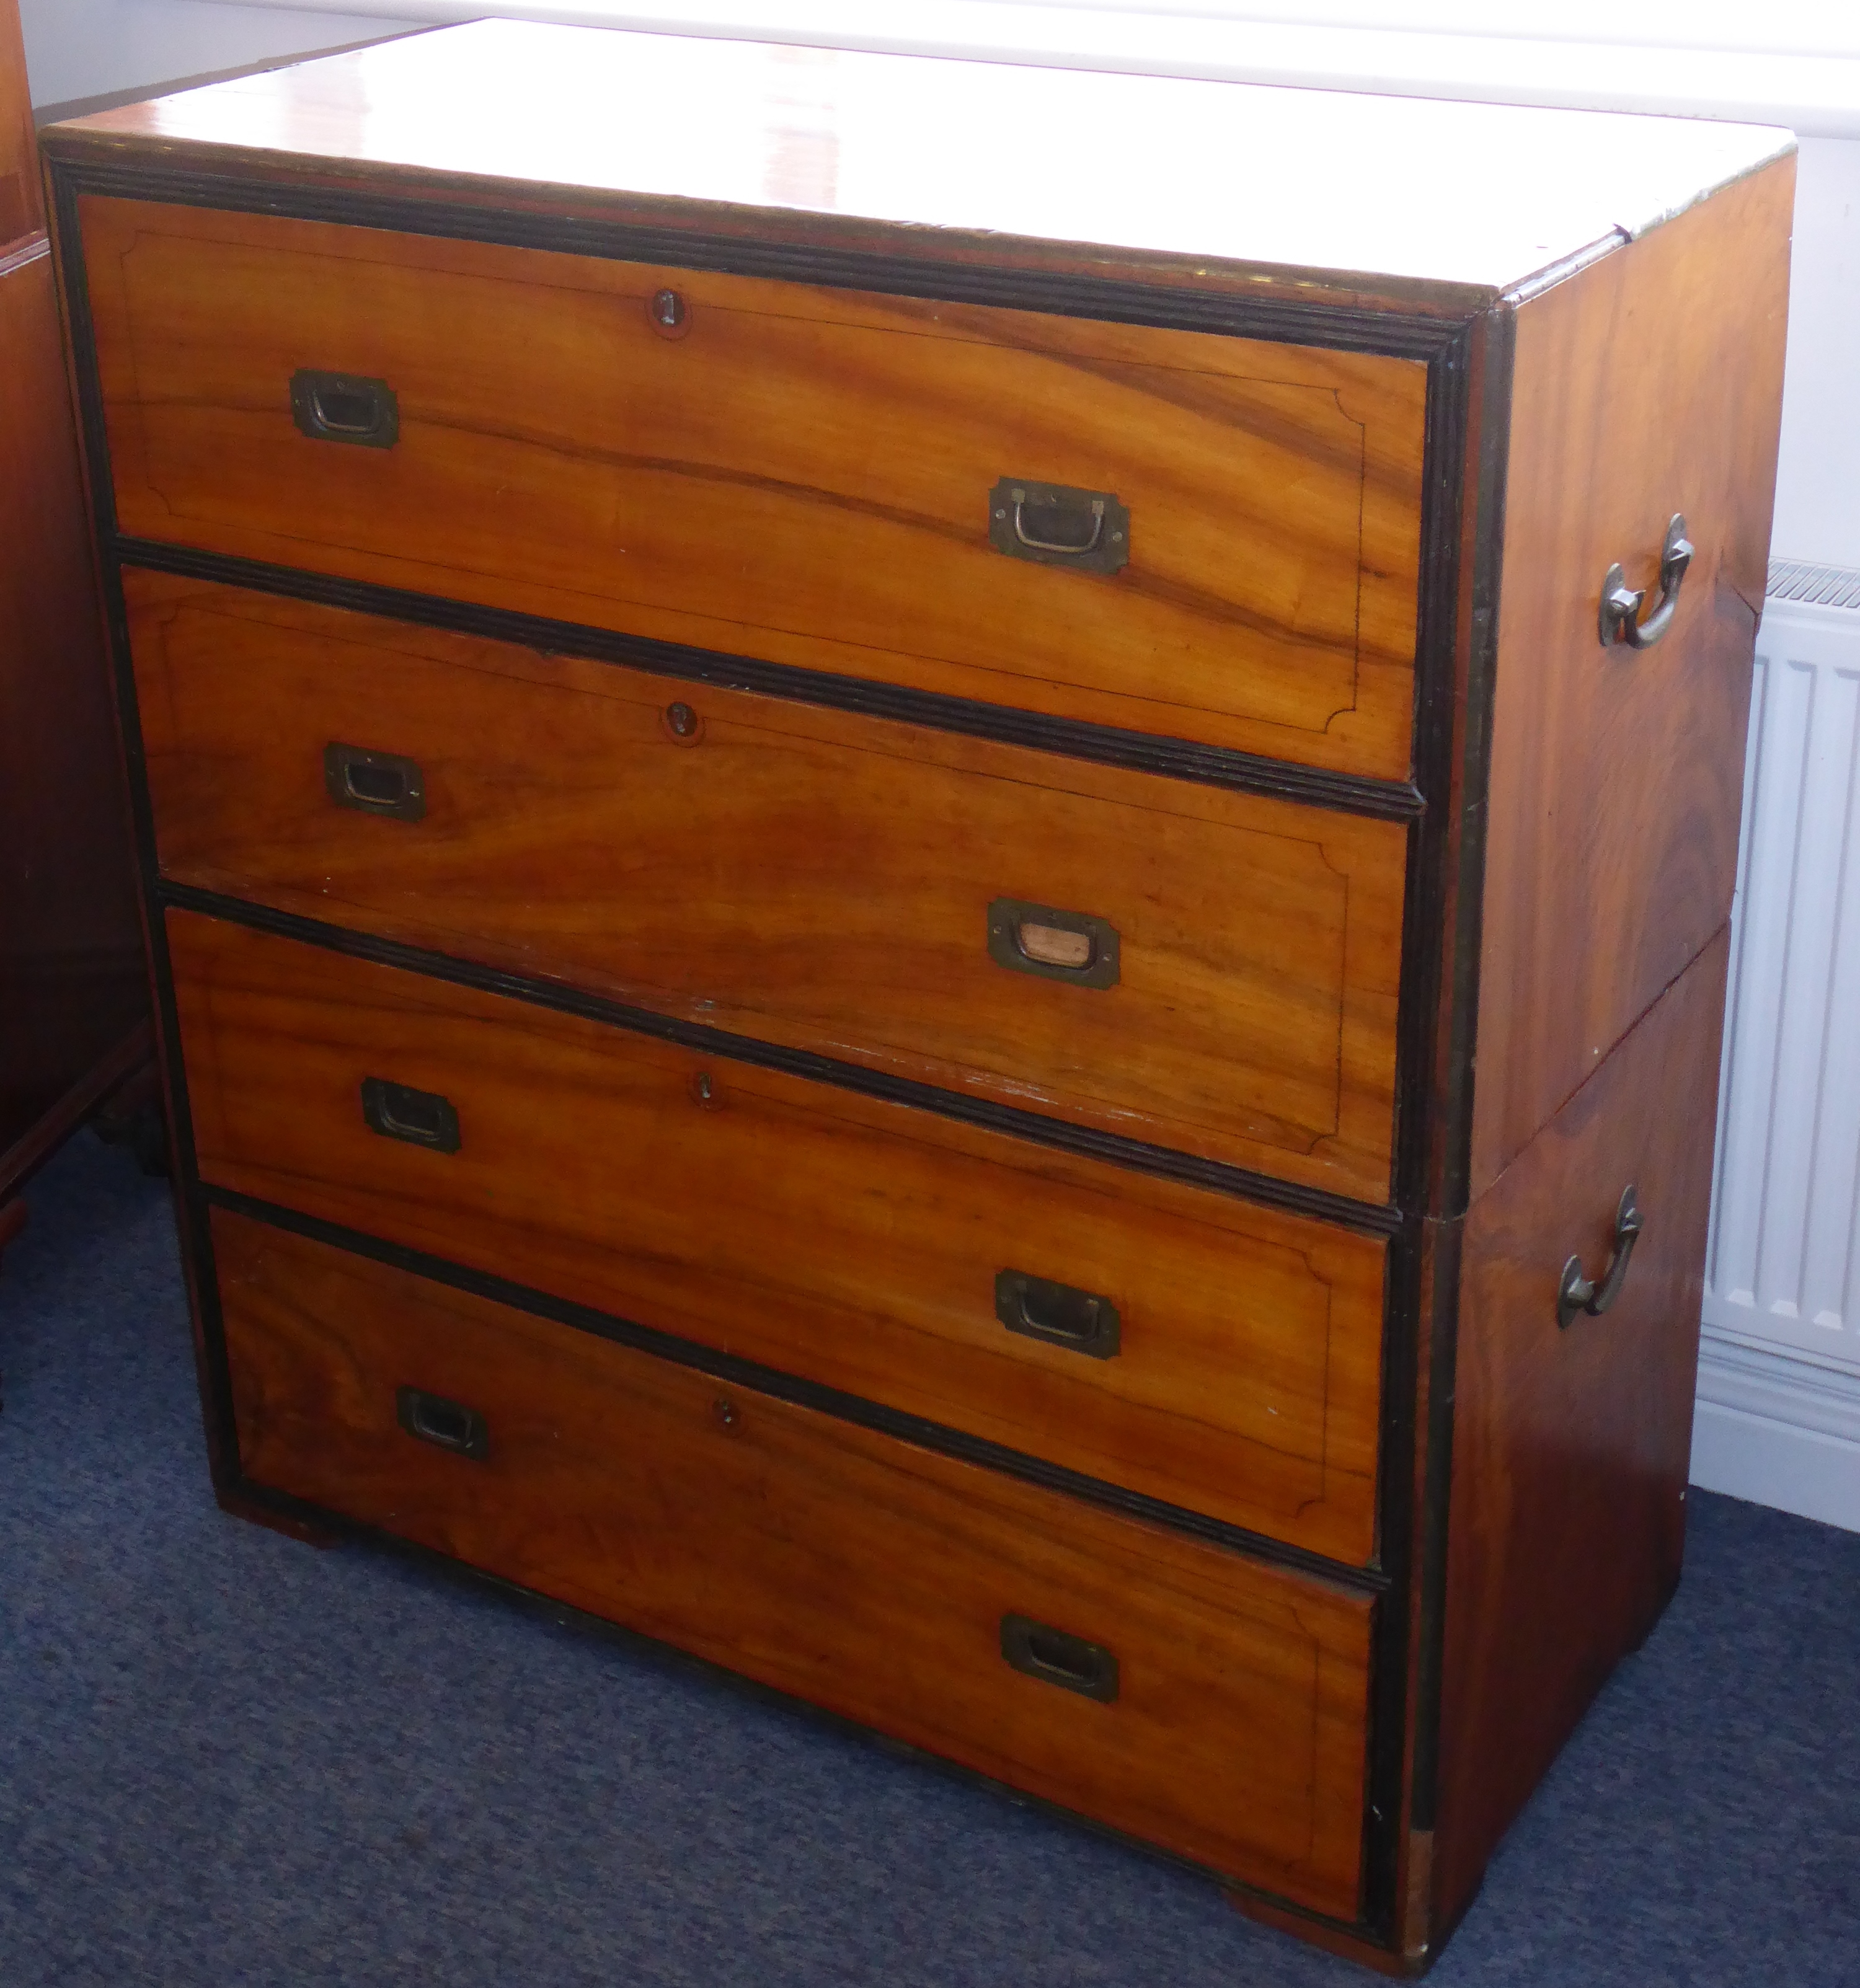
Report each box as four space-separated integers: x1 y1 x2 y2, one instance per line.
43 22 1792 1969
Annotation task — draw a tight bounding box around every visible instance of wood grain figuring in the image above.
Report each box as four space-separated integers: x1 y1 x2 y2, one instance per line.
0 237 147 1189
45 22 1789 310
1433 930 1730 1927
1467 156 1792 1203
87 198 1427 778
130 571 1407 1201
0 0 36 247
215 1206 1375 1917
170 909 1386 1562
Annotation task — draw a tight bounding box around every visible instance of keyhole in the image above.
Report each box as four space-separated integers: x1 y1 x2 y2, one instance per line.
649 288 691 338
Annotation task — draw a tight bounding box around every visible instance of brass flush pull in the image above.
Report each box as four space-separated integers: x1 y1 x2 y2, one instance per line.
396 1386 489 1460
290 369 399 448
988 478 1129 575
361 1077 461 1154
987 898 1120 989
1557 1185 1644 1329
999 1614 1119 1703
324 743 426 821
1599 515 1693 650
994 1270 1121 1359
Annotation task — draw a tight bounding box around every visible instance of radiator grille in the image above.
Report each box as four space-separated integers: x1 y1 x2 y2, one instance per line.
1704 588 1860 1369
1766 559 1860 609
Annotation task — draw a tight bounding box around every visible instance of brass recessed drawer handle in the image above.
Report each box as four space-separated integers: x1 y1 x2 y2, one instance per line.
324 742 426 821
1599 515 1693 650
291 368 400 448
1000 1614 1120 1703
986 898 1120 989
994 1270 1121 1359
1557 1184 1644 1329
988 477 1130 575
361 1076 461 1154
396 1385 489 1460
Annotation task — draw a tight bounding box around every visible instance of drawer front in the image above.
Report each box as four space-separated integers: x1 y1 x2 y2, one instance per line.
132 572 1406 1200
215 1208 1375 1917
84 197 1427 779
171 911 1386 1563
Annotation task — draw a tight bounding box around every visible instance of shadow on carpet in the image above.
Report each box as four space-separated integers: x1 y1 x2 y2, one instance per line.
2 1134 1855 1987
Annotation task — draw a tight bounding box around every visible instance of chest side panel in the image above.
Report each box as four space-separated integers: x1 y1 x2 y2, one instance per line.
1469 156 1792 1200
1434 929 1728 1927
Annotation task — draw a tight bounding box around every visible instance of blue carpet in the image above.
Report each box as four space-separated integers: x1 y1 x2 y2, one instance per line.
2 1133 1856 1987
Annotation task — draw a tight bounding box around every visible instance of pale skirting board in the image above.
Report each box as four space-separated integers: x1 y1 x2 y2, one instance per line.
1693 561 1860 1531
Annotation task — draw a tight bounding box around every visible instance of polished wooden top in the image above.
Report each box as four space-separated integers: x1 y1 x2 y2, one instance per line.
43 19 1791 312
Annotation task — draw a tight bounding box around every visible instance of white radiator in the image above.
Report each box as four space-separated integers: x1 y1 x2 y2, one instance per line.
1691 560 1860 1531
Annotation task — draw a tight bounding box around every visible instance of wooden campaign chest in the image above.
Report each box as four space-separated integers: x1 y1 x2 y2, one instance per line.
42 22 1792 1969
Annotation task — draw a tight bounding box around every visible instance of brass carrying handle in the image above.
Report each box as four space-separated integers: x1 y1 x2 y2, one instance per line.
1599 515 1693 650
1557 1184 1644 1329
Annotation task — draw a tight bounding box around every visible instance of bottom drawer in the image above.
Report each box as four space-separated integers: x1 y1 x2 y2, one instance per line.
214 1208 1375 1919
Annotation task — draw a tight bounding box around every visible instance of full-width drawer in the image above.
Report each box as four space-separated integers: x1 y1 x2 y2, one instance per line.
171 911 1386 1563
215 1208 1375 1917
83 197 1427 779
131 572 1406 1201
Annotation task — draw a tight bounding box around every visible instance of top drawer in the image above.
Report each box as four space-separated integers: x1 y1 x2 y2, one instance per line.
78 197 1427 780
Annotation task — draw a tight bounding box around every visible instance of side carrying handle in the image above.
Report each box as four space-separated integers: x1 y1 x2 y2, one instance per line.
988 478 1130 575
325 743 426 821
994 1270 1121 1360
291 369 400 449
987 898 1120 989
361 1077 461 1154
396 1386 489 1460
1557 1183 1644 1330
1599 515 1693 650
999 1614 1119 1703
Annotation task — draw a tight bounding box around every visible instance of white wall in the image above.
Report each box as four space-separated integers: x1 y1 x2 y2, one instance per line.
18 0 418 110
1772 138 1860 569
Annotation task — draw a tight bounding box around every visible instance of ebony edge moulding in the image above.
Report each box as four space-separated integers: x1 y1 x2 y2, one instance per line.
40 22 1792 1971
